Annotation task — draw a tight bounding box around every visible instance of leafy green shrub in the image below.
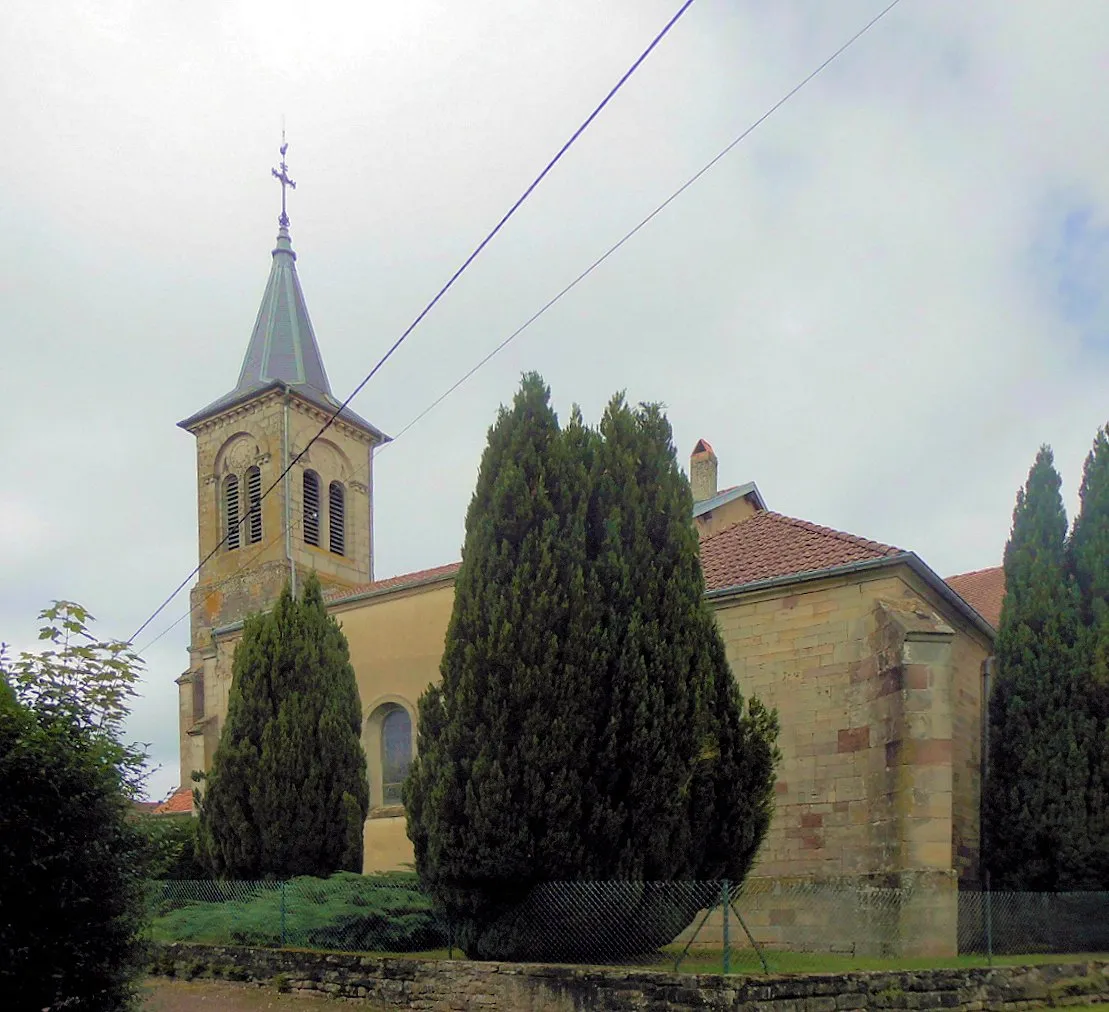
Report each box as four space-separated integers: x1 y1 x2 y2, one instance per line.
136 812 207 880
1 603 151 1011
151 872 447 953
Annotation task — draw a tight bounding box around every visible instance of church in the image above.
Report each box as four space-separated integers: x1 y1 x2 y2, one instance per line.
159 193 1007 955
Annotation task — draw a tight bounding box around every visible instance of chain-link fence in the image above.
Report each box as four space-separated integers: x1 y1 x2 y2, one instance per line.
147 876 964 972
148 877 1109 972
959 890 1109 957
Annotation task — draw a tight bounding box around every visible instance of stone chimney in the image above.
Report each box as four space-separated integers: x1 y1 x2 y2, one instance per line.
690 439 718 503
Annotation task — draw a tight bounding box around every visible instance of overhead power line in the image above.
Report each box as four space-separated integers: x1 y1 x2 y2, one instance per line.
127 0 698 645
135 0 906 658
383 0 907 444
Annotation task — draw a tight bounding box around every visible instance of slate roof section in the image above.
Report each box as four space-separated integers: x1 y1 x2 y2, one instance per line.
699 511 905 592
692 481 767 519
178 225 387 441
945 566 1005 629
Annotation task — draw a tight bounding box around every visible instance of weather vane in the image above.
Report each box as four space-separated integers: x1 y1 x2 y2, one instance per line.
271 131 296 228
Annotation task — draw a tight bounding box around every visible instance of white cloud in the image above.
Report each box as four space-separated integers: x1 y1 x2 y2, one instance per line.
3 0 1108 796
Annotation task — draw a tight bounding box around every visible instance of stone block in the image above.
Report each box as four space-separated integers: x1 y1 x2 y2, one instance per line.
838 727 870 753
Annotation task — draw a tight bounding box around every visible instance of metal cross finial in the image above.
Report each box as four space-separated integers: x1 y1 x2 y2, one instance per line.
271 133 296 228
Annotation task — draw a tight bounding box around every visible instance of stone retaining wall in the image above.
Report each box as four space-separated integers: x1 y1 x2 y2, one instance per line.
150 943 1109 1011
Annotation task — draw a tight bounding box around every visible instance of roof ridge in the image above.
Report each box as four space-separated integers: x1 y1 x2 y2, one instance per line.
762 510 903 556
698 508 903 557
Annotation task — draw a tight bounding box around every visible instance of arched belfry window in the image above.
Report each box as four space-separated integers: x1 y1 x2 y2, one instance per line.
224 474 241 551
246 466 263 544
381 706 413 805
303 470 320 547
329 481 345 556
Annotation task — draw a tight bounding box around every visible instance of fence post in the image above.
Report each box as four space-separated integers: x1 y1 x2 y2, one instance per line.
722 880 731 975
280 880 287 947
984 873 993 966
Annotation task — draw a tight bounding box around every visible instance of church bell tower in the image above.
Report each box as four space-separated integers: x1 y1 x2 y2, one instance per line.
174 142 388 789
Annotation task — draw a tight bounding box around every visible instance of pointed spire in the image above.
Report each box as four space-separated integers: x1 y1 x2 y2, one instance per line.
178 141 387 443
232 218 334 398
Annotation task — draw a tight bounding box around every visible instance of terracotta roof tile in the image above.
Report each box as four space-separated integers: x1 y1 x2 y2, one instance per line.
699 511 904 592
945 566 1004 628
345 516 905 603
326 562 462 603
152 786 194 815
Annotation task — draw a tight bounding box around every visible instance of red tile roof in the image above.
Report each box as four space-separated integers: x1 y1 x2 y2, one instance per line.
699 511 904 592
945 566 1005 628
152 786 194 815
332 516 1001 624
326 562 462 603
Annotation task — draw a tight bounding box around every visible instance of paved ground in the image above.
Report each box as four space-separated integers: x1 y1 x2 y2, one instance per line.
141 978 389 1010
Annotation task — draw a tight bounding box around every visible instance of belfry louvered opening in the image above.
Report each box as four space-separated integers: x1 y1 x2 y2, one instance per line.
329 481 345 556
224 474 241 551
303 470 321 546
246 466 263 544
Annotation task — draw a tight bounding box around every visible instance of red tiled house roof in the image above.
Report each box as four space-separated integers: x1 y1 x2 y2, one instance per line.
323 513 994 637
326 562 462 603
152 786 194 815
698 511 905 592
945 566 1004 628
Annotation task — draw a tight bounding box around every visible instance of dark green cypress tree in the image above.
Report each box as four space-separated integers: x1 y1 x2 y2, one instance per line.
588 398 778 885
405 373 592 947
406 376 778 958
690 624 781 883
1070 425 1109 683
984 446 1088 889
199 572 368 878
1068 424 1109 886
582 396 699 879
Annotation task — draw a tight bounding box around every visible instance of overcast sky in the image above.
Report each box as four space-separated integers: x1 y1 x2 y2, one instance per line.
3 0 1108 801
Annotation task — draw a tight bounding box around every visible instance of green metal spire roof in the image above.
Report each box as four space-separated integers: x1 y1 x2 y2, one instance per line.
178 224 386 441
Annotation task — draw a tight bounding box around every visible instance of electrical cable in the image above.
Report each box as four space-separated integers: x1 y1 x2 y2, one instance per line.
134 0 905 654
382 0 906 445
127 0 698 645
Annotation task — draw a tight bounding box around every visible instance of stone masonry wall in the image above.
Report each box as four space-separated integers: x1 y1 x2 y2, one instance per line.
710 569 992 957
151 943 1109 1011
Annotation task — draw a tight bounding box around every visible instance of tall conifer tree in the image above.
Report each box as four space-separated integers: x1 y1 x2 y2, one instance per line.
405 374 591 939
198 573 368 878
985 447 1088 889
406 376 778 958
1068 424 1109 885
